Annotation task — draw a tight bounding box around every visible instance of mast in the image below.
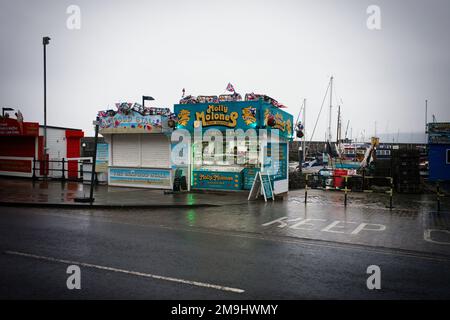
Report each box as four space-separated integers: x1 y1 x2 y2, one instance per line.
336 105 341 144
302 98 306 161
425 99 428 133
328 76 333 142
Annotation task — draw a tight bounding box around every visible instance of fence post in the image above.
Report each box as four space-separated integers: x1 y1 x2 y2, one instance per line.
344 176 348 206
362 169 366 191
32 157 36 181
61 158 66 181
437 181 441 212
304 174 308 204
389 177 393 210
79 160 84 181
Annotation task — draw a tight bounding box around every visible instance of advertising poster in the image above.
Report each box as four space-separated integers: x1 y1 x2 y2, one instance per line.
96 143 109 173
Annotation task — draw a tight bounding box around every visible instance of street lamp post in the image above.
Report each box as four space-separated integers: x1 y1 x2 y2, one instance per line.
43 36 50 177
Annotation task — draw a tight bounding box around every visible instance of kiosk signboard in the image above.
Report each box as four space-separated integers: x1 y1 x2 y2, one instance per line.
192 170 243 190
109 167 172 189
175 101 258 132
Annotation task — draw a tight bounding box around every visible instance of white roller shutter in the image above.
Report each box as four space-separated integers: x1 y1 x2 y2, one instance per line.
112 134 140 166
141 134 170 168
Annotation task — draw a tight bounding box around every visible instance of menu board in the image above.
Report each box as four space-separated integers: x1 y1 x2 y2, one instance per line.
248 172 274 202
242 167 260 190
260 173 274 201
263 143 287 181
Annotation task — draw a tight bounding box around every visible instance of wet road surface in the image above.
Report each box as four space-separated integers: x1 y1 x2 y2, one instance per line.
1 203 449 299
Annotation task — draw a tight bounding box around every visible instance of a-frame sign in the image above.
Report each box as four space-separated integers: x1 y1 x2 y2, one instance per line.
248 172 274 202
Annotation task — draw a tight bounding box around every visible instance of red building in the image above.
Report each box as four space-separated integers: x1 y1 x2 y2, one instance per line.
0 117 84 178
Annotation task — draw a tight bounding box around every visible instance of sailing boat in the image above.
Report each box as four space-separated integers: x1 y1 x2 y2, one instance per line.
323 76 370 170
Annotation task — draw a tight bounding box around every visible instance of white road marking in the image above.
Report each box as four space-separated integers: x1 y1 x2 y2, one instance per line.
4 250 245 294
3 209 450 263
424 229 450 245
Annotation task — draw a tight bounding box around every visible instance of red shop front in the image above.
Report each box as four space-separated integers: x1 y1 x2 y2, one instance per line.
0 118 40 177
0 117 84 178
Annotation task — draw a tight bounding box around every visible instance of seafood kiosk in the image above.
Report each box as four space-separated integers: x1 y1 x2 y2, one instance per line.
97 103 176 189
173 94 293 195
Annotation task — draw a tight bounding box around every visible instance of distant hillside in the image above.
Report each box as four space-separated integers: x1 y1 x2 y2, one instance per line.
376 132 427 144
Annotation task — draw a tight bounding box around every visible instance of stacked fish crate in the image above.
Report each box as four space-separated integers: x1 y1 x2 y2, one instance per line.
393 149 421 194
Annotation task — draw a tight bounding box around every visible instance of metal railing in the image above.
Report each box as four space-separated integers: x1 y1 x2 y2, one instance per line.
31 157 94 181
304 173 394 209
304 173 448 211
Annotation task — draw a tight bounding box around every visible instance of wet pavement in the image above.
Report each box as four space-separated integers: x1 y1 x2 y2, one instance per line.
1 177 449 257
0 178 249 207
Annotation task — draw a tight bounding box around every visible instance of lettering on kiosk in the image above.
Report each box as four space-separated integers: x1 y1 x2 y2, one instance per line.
195 105 239 128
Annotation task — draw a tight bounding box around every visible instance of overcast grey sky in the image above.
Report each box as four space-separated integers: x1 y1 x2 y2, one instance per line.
1 0 449 141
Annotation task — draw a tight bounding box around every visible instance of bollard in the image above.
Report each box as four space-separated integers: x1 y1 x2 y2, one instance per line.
389 177 393 210
437 181 441 212
80 162 84 181
61 158 66 181
344 176 348 206
32 157 37 181
304 174 308 204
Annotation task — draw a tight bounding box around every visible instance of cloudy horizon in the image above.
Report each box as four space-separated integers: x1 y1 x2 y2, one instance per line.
1 0 449 142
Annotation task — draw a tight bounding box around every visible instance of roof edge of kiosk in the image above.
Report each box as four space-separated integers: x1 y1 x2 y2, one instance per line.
98 103 176 135
174 100 294 139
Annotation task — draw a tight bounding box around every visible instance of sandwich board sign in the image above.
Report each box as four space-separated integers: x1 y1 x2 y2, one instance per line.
248 172 274 202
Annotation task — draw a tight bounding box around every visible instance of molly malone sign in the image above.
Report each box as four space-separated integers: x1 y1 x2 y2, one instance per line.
174 101 293 138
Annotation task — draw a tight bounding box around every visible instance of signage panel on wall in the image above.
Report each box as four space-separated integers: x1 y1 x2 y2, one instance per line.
192 170 243 190
98 112 167 134
0 119 39 136
174 100 293 138
0 158 32 173
109 167 172 189
175 101 258 131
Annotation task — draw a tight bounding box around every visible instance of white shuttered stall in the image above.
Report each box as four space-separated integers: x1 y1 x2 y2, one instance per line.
111 134 170 168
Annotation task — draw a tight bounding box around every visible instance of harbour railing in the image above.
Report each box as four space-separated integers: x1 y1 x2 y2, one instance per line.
304 173 447 211
30 157 94 181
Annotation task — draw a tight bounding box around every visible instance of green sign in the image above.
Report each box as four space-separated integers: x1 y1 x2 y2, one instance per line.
260 173 274 200
109 167 172 189
174 101 258 131
242 167 260 190
192 170 243 190
174 100 294 138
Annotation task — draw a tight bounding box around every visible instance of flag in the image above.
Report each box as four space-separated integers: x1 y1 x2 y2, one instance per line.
226 83 235 92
